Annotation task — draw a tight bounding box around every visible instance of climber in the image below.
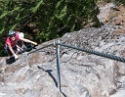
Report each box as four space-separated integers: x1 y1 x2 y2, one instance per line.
4 30 37 59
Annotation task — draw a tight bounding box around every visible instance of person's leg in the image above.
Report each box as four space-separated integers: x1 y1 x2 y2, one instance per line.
17 40 26 53
17 40 23 48
4 46 13 56
4 45 8 54
13 46 18 54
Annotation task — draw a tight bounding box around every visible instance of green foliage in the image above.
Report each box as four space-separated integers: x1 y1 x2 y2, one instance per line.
96 0 125 5
111 0 125 5
0 0 100 56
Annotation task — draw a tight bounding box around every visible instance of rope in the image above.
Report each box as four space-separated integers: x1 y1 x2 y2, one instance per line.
25 40 125 63
56 42 125 63
27 43 53 55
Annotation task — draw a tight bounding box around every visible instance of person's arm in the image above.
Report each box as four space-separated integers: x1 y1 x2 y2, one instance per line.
7 43 16 55
19 37 37 45
7 43 18 59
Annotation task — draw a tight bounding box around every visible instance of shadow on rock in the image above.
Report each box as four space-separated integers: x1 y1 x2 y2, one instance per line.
38 66 58 87
38 66 67 97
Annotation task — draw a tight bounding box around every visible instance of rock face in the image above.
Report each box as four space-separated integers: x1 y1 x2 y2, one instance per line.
1 3 125 97
1 24 125 97
97 3 115 23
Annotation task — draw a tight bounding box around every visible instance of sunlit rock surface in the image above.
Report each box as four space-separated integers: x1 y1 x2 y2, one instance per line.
1 24 125 97
1 3 125 97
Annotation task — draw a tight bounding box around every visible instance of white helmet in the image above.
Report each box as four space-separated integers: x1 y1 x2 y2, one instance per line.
18 32 24 38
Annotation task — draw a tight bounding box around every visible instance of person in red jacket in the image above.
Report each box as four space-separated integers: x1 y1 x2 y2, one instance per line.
5 30 37 59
